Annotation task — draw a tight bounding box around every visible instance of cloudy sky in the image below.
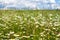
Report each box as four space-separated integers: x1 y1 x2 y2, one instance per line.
0 0 60 9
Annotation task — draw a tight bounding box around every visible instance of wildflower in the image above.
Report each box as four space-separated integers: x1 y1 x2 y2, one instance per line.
22 36 30 38
10 31 14 34
35 21 39 24
21 27 25 29
57 33 60 37
44 29 51 31
41 21 46 24
53 28 56 30
23 31 26 33
39 14 42 17
40 21 46 26
17 16 21 19
36 25 39 28
0 23 5 27
24 18 27 20
0 18 2 20
50 17 52 20
49 14 53 16
40 32 44 35
49 22 53 26
14 34 20 37
14 17 17 20
9 39 15 40
49 22 52 25
54 22 60 26
55 16 58 19
40 24 44 26
40 31 45 37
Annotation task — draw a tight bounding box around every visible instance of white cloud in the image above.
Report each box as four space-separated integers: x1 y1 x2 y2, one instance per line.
1 0 37 9
56 4 60 9
49 0 56 3
23 1 37 8
0 0 17 4
32 0 40 1
51 4 56 9
0 0 60 9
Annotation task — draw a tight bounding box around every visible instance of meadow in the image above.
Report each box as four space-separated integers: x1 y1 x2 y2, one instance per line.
0 10 60 40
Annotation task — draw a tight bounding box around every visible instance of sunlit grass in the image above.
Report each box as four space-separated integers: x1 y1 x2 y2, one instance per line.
0 10 60 40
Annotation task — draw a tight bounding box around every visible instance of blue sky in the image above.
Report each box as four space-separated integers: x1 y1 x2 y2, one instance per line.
0 0 60 9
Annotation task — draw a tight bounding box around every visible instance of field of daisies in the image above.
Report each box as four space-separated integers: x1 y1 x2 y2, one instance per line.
0 10 60 40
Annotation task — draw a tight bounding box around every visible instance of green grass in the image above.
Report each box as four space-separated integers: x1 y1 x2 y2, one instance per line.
0 10 60 40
